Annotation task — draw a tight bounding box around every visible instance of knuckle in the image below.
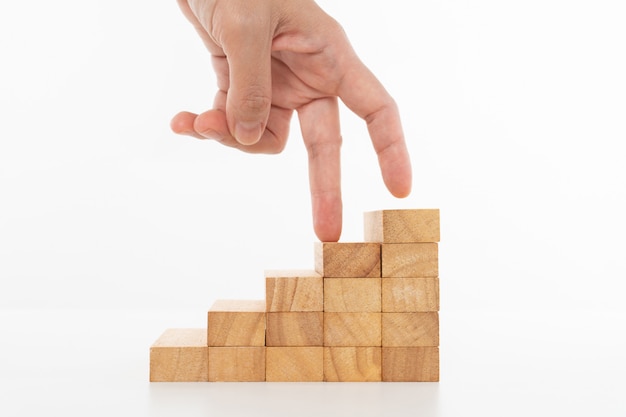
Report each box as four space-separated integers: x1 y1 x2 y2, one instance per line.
239 90 271 115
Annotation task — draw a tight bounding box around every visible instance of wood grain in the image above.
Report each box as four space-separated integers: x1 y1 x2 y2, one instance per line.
315 242 380 278
381 243 438 278
150 328 208 382
324 278 381 312
208 347 266 382
364 209 440 243
323 347 381 382
382 347 439 382
382 277 439 312
265 312 324 346
266 347 324 382
382 312 439 347
324 312 381 347
207 300 266 347
265 269 323 312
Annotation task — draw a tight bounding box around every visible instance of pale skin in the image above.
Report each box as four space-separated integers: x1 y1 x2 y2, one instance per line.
171 0 412 242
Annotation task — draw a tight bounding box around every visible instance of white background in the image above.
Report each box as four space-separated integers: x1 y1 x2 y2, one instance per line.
1 1 625 416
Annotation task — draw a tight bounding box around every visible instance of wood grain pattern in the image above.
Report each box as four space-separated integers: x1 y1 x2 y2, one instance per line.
266 347 324 382
382 277 439 312
208 347 266 382
150 328 208 382
315 242 381 278
323 347 381 382
364 209 440 243
381 243 438 278
265 270 323 312
324 312 381 347
207 300 266 347
265 312 324 346
324 278 381 312
382 347 439 382
382 312 439 347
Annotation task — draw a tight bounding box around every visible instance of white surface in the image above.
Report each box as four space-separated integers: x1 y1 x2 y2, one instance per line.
0 309 624 416
1 1 626 414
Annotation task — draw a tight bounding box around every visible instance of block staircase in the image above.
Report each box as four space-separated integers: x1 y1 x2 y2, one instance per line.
150 209 440 382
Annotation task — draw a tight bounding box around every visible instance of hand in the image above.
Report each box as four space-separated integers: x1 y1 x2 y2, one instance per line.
171 0 412 242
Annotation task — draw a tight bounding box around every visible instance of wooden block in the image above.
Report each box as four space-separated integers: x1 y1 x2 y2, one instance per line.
323 347 381 382
150 328 208 382
382 243 438 278
382 347 439 382
265 270 323 312
382 312 439 347
315 242 380 278
324 313 381 346
324 278 381 312
207 300 266 347
364 209 440 243
266 312 323 346
208 347 266 382
382 277 439 312
266 347 324 382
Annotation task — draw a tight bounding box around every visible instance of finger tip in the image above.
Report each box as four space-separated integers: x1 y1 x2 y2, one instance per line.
170 111 197 135
313 213 342 242
234 121 264 146
315 228 341 243
393 183 412 199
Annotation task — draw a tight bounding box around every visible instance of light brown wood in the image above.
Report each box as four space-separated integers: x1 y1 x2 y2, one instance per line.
265 270 323 312
324 278 381 312
265 312 323 346
266 347 324 382
323 347 381 382
382 277 439 312
315 242 380 278
150 328 209 382
208 347 266 382
364 209 440 243
382 312 439 347
382 347 439 382
207 300 266 347
381 243 438 278
324 312 381 346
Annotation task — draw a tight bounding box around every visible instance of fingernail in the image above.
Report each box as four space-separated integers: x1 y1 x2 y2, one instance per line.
234 122 263 145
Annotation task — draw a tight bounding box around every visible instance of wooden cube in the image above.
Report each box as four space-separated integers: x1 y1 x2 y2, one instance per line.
381 243 438 278
265 270 323 312
266 312 323 346
150 328 208 382
324 278 381 312
382 347 439 382
382 277 439 312
266 347 324 382
382 312 439 347
364 209 440 243
207 300 266 347
324 313 381 346
208 347 266 382
323 347 381 382
315 242 380 278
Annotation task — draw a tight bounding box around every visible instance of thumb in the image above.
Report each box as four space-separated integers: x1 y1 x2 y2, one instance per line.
219 11 273 145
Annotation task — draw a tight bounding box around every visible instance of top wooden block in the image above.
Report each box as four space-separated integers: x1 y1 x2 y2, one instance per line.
364 209 440 243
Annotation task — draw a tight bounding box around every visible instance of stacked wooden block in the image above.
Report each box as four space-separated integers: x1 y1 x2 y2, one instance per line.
150 209 440 382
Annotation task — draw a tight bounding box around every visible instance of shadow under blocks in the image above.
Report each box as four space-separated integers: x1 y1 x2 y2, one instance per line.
150 209 440 382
